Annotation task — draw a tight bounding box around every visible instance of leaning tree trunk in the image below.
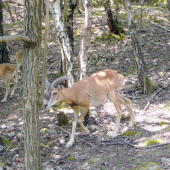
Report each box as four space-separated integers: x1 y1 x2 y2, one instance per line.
0 0 9 63
104 0 121 34
50 0 74 86
79 0 92 80
122 0 153 93
23 0 42 169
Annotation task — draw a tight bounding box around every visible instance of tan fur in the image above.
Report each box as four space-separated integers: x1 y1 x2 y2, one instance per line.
15 50 23 70
44 69 136 148
0 63 18 102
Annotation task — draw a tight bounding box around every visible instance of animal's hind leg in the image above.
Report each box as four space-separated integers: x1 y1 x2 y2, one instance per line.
10 74 18 98
1 78 10 102
78 106 90 135
118 94 136 127
108 91 122 138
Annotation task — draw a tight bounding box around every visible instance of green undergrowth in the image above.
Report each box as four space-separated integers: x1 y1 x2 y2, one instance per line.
123 131 142 137
143 139 164 146
95 32 125 43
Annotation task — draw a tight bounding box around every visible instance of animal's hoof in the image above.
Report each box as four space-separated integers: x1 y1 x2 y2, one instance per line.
85 129 90 135
66 141 74 148
129 121 136 127
1 99 6 102
107 131 116 138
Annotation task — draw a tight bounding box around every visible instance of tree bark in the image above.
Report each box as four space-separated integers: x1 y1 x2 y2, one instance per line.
79 0 92 80
104 0 123 34
50 0 74 86
0 0 9 63
64 0 77 54
167 0 170 10
23 0 42 169
122 0 153 93
40 0 50 105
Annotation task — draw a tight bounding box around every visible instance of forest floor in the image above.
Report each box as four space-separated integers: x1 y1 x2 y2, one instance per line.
0 2 170 170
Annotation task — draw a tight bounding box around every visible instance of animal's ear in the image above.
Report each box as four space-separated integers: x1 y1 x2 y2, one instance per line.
45 77 50 87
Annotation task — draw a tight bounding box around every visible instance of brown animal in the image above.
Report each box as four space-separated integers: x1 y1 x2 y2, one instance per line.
15 50 23 71
44 69 136 148
0 63 18 102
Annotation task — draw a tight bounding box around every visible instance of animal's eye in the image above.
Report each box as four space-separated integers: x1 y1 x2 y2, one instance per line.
53 92 57 96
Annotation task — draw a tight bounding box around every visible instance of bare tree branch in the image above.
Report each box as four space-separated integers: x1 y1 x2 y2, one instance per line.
0 35 31 43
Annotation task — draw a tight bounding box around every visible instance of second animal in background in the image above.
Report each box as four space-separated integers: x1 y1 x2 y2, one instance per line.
0 50 23 102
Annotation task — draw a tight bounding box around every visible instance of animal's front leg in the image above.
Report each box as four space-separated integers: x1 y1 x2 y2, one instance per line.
66 112 78 148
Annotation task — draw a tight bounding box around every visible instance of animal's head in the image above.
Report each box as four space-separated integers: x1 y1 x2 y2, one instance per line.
44 76 71 107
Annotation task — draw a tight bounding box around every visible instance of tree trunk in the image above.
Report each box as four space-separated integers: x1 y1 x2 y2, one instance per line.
167 0 170 10
50 0 74 85
79 0 92 80
110 0 114 6
64 0 77 54
104 0 122 34
122 0 153 93
0 0 9 63
40 0 50 105
23 0 42 169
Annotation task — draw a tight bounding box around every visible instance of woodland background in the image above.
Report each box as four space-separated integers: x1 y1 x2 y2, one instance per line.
0 0 170 169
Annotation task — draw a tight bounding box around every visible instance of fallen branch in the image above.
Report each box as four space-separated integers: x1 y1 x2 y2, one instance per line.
151 21 170 32
124 141 170 149
56 126 106 154
140 87 163 115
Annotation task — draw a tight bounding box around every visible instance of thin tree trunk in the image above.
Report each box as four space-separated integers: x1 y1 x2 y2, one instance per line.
6 2 15 22
64 0 77 54
0 0 9 63
40 0 50 105
104 0 120 34
167 0 170 10
122 0 153 93
23 0 42 169
79 0 92 80
110 0 114 6
50 0 74 86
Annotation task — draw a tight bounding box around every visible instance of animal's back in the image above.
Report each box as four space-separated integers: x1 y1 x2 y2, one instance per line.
69 69 124 106
0 63 16 80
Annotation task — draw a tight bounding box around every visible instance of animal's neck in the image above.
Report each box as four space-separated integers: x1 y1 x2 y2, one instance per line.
58 88 73 105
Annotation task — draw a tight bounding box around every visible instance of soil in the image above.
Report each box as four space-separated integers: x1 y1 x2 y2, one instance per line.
0 2 170 170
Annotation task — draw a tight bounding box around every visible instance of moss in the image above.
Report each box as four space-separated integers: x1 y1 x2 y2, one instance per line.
136 132 142 137
138 152 142 156
40 144 44 149
145 76 157 94
43 128 48 133
57 111 70 126
121 113 129 119
123 131 135 137
143 139 164 146
68 156 75 161
93 11 103 16
165 125 170 131
119 13 126 19
134 162 162 170
3 138 11 147
88 158 95 164
158 121 167 126
95 32 125 43
47 143 50 148
56 71 62 78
